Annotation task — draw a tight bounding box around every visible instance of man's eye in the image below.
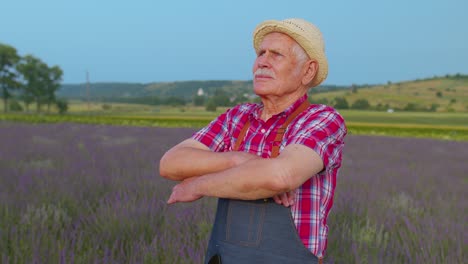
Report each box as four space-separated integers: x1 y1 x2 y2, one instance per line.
272 51 282 56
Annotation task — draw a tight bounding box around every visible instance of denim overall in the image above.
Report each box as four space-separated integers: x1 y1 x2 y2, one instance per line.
205 101 320 264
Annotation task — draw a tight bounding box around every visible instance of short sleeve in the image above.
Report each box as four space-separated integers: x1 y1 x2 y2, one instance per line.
286 106 347 169
192 111 230 152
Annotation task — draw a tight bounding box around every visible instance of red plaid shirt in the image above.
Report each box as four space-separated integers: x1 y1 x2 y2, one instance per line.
192 94 347 257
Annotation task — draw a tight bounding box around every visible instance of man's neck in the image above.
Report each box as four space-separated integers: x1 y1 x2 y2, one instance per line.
260 91 307 121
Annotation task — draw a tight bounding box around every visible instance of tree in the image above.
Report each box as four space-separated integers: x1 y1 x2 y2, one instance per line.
213 89 231 106
164 96 185 106
309 97 329 105
193 95 205 106
0 43 21 112
333 97 349 109
16 55 46 112
55 99 68 114
404 103 420 111
351 98 371 110
9 99 23 112
205 98 217 112
429 103 439 112
43 65 63 113
16 55 62 113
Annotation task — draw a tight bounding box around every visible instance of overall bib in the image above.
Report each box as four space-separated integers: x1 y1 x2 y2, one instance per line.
205 101 321 264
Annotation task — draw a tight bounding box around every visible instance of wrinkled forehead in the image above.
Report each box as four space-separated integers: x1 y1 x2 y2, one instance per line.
257 32 298 51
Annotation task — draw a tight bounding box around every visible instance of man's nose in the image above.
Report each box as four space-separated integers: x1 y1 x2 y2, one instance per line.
256 52 271 68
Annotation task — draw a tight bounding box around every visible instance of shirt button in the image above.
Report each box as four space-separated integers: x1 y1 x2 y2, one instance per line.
260 128 266 133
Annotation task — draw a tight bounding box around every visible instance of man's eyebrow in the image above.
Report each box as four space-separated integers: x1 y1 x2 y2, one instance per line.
257 47 282 55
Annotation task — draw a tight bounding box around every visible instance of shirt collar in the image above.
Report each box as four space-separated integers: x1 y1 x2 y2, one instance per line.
251 94 309 120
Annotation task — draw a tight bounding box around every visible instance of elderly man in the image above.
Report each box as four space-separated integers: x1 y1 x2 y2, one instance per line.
160 18 346 264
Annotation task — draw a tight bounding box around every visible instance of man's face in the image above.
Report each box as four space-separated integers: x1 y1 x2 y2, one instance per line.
252 32 305 98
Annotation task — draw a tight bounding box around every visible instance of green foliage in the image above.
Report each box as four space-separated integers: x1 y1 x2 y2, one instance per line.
375 103 391 111
164 96 186 106
193 95 205 106
212 90 231 107
9 99 23 112
0 43 65 114
55 99 68 114
0 43 21 112
102 96 162 105
15 55 63 113
205 98 217 112
333 97 349 109
351 98 371 110
346 123 468 141
429 103 439 112
2 112 468 141
403 103 421 111
436 91 443 98
101 104 112 110
309 97 329 105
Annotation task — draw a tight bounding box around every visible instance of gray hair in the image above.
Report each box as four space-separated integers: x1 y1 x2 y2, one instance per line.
291 42 309 75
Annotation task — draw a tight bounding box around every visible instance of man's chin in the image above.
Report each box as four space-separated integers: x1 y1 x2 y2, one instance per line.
253 83 273 94
253 87 269 97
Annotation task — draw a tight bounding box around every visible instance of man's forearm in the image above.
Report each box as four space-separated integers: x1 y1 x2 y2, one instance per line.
194 158 290 200
166 144 324 204
160 146 259 181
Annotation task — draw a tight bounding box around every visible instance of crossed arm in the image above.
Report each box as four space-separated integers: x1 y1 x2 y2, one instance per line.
159 138 324 205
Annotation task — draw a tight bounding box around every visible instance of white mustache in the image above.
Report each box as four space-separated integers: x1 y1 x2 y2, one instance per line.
254 68 275 79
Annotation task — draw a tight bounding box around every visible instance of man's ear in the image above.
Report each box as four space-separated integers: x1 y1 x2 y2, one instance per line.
302 60 318 86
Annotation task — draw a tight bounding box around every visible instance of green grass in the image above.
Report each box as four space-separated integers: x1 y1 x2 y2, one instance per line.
3 96 468 141
339 110 468 127
2 110 468 141
312 77 468 112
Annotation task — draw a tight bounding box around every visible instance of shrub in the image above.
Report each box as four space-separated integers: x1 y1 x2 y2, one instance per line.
404 103 420 111
9 99 23 112
351 99 371 110
205 99 217 112
102 104 112 110
310 97 329 105
55 99 68 114
429 103 439 112
333 97 349 109
193 95 205 106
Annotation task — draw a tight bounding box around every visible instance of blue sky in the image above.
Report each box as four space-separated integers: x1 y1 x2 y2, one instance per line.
1 0 467 85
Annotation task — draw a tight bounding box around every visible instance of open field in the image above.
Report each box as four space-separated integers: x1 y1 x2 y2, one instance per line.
0 122 466 263
55 76 468 113
2 103 468 141
312 77 468 112
63 101 468 126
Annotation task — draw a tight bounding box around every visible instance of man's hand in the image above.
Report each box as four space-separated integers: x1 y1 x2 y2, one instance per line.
272 190 296 207
167 177 202 204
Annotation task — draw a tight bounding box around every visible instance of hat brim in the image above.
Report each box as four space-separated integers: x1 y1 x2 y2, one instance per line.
253 20 328 87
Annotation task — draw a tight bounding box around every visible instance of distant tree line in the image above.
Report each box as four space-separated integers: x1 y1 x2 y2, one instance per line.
0 43 67 114
100 89 250 112
310 97 440 112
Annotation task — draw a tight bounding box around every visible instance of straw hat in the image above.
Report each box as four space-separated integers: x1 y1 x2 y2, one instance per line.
253 18 328 87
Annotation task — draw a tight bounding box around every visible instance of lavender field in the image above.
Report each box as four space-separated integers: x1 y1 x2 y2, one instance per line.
0 122 466 263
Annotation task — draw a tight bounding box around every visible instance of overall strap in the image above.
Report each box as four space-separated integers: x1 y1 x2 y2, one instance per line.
233 100 311 157
233 119 250 151
271 100 310 158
